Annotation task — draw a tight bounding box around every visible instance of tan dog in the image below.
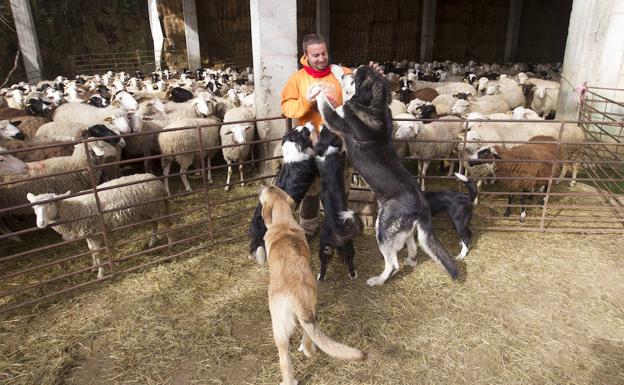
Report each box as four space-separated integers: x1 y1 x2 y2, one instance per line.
260 186 366 385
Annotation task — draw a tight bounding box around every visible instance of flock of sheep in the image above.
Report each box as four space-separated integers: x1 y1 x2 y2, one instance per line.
0 59 584 279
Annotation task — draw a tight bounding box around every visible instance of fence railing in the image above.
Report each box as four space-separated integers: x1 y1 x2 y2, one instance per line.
1 88 624 314
67 50 188 77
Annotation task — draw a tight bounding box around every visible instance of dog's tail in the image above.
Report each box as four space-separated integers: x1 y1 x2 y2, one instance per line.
454 172 478 203
416 221 459 280
297 312 367 361
332 210 363 244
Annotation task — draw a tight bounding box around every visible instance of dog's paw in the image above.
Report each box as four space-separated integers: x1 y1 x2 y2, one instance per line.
349 271 358 280
367 275 387 286
405 257 418 267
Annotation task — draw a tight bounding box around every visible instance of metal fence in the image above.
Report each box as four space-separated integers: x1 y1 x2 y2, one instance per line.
67 50 188 77
1 88 623 314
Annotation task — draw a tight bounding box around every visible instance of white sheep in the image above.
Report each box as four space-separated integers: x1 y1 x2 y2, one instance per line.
434 82 477 97
158 117 221 195
451 95 510 116
430 94 458 116
220 106 256 191
26 173 172 279
52 103 127 125
408 116 466 190
0 141 117 216
392 112 417 158
530 86 559 118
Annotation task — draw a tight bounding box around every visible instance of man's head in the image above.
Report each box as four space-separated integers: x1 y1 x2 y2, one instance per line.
302 33 328 71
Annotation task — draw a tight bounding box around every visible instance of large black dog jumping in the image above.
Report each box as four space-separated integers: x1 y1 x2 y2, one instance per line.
316 65 459 286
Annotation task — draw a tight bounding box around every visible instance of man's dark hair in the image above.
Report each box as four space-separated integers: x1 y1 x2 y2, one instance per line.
302 33 326 54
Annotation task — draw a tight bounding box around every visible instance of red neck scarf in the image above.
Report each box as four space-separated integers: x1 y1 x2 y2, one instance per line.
303 64 331 78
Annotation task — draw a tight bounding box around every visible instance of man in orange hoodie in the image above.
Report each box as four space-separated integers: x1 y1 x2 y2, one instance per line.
280 34 383 238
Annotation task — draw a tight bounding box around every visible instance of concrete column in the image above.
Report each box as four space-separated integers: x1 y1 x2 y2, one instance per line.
182 0 201 70
420 0 436 62
316 0 330 45
250 0 298 169
147 0 164 70
9 0 42 83
557 0 624 120
504 0 523 63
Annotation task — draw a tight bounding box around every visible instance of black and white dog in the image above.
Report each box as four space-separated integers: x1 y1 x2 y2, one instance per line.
314 125 362 281
316 65 459 286
248 123 318 263
425 173 477 261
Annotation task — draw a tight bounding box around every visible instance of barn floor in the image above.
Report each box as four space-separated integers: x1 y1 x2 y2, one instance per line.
1 220 623 384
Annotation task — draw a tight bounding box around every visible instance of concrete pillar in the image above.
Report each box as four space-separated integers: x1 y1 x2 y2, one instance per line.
420 0 436 62
147 0 164 70
504 0 523 63
316 0 330 45
182 0 201 70
250 0 298 168
9 0 42 83
557 0 624 120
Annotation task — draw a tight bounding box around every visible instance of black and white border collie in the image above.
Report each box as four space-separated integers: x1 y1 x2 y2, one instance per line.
314 125 362 281
248 122 317 263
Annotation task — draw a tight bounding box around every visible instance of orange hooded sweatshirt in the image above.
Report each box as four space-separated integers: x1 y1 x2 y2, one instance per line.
281 56 352 132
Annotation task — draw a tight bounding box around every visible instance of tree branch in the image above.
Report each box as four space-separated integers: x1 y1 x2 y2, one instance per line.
1 50 20 88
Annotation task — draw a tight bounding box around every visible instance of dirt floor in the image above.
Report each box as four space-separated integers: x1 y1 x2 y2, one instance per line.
1 222 623 384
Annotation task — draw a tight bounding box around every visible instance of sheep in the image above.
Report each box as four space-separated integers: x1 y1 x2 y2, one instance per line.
468 137 560 221
451 95 510 116
0 146 28 176
478 76 525 109
392 112 417 158
0 141 118 216
0 107 28 120
35 116 130 143
52 103 127 125
434 82 477 97
0 120 25 140
431 94 459 116
512 106 542 120
0 139 75 162
524 83 559 118
160 95 213 122
11 116 51 139
408 116 466 190
389 99 407 117
158 117 221 195
26 173 173 279
168 87 194 102
220 106 256 191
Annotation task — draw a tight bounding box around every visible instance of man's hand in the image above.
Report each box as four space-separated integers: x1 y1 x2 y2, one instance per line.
369 61 384 76
306 84 322 103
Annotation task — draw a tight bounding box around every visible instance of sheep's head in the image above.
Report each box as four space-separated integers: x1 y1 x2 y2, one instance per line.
477 77 489 94
451 99 470 115
468 146 501 167
0 120 24 140
192 96 213 117
222 123 252 144
113 91 138 111
517 72 529 85
26 191 71 228
521 83 536 96
393 116 418 141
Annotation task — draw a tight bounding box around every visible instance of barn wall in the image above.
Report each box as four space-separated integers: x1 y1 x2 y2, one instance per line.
434 0 510 62
516 0 573 63
0 0 576 82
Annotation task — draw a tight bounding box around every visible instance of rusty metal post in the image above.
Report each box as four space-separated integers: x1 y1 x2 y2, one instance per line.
83 141 115 278
194 124 214 240
539 122 565 230
458 119 470 176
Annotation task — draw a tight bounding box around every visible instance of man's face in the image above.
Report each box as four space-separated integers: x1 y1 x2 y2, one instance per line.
305 43 329 71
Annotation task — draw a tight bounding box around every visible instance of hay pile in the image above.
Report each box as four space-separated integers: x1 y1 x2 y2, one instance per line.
1 224 623 384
